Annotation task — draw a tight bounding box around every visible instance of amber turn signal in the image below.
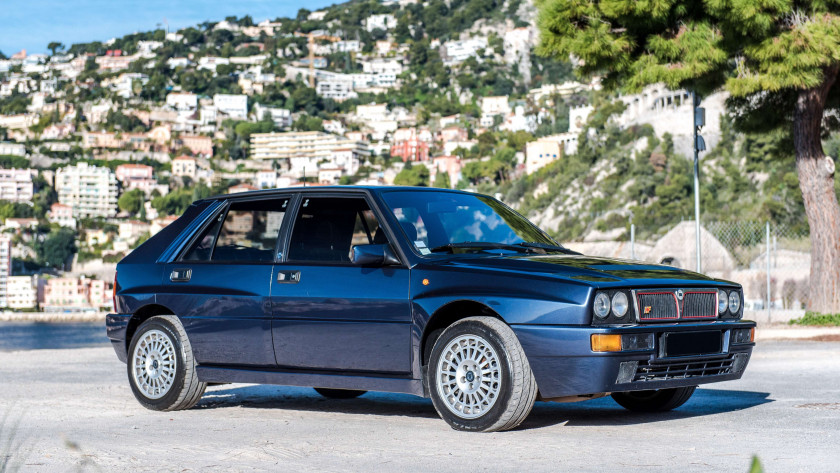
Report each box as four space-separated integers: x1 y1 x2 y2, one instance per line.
591 334 622 352
750 327 755 343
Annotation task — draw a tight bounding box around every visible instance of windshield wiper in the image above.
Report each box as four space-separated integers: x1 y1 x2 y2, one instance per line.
428 242 531 253
515 242 580 255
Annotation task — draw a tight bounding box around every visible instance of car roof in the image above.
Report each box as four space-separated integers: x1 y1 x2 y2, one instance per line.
206 185 476 202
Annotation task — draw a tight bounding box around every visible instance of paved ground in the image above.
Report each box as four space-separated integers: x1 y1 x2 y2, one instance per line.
1 340 838 472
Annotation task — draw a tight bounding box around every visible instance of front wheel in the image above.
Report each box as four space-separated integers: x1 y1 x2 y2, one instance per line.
611 386 697 412
427 317 537 432
127 315 206 411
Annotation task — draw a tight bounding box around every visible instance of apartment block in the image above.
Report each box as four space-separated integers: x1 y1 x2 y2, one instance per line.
7 275 38 309
0 168 34 202
250 131 370 178
48 202 77 228
55 163 118 219
0 235 10 307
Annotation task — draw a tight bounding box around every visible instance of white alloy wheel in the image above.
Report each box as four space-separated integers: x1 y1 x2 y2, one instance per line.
131 329 178 399
435 334 502 419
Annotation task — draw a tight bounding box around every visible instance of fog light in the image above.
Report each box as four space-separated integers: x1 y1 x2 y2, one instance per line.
591 334 622 352
621 333 654 351
732 328 755 344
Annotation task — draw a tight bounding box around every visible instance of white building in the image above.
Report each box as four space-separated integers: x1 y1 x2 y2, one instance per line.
0 168 34 202
7 275 37 309
333 41 362 53
255 169 278 189
526 139 562 175
250 131 370 178
166 92 198 111
0 235 10 308
316 79 356 101
365 14 397 32
198 56 230 71
171 156 198 179
253 103 292 128
362 58 403 76
213 94 248 120
569 105 594 133
355 103 390 122
440 37 488 64
55 163 119 219
0 141 25 156
49 202 76 229
480 96 511 116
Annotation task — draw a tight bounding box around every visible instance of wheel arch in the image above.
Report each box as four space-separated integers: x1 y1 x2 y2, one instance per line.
420 299 505 367
126 303 177 352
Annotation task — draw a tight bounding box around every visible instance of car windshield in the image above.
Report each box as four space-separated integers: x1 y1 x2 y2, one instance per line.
380 190 559 255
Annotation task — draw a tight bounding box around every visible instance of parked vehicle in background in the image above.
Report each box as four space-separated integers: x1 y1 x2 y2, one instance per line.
107 187 755 432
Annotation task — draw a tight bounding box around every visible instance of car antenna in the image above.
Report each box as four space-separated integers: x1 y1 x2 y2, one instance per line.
303 167 306 187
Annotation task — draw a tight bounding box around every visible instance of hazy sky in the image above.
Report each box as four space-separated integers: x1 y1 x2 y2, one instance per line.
0 0 338 55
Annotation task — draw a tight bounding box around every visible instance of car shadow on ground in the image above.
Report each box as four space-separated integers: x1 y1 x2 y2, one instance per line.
198 384 441 419
197 384 772 429
518 388 773 430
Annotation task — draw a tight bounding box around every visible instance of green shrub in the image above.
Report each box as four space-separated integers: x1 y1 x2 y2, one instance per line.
788 312 840 327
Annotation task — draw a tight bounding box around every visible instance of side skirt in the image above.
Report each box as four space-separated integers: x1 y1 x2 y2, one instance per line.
196 365 426 397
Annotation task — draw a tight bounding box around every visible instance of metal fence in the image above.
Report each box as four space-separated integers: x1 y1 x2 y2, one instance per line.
572 220 811 322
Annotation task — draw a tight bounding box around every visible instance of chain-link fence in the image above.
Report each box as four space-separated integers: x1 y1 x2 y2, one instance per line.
567 220 811 323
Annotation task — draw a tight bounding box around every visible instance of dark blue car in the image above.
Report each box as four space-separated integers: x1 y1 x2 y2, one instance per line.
107 186 755 432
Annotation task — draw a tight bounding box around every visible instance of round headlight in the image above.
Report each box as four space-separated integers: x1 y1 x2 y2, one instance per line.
728 291 741 315
594 292 610 319
612 292 629 318
717 289 728 314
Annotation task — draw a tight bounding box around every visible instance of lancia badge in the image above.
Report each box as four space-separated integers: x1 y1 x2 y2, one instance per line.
675 289 684 300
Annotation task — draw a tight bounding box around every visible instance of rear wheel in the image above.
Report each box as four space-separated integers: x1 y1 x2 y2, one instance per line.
611 386 696 412
314 388 366 399
427 317 537 432
127 315 206 411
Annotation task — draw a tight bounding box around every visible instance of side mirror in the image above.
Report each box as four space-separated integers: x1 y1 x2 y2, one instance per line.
351 244 400 266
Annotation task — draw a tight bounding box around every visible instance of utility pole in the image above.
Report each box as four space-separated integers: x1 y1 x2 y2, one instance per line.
692 92 706 273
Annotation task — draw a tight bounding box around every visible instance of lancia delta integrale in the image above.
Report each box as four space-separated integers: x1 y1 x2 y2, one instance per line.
106 187 755 432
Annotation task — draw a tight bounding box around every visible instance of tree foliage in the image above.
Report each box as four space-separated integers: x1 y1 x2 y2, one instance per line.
118 189 145 216
393 162 430 186
36 227 77 269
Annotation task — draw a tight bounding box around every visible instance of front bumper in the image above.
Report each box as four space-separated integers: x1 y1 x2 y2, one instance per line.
105 313 132 363
512 321 756 399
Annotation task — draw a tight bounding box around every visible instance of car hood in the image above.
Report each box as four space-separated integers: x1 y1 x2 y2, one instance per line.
425 254 737 288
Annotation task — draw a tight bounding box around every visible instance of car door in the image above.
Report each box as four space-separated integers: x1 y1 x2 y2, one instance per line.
270 194 412 374
160 195 292 367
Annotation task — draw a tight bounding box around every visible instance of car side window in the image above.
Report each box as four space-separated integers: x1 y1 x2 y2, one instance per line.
213 198 289 262
182 211 225 261
287 197 385 263
181 198 289 262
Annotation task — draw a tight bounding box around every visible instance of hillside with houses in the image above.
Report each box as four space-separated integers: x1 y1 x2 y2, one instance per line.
0 0 835 313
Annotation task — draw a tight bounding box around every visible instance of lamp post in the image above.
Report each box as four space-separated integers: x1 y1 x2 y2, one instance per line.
692 92 706 273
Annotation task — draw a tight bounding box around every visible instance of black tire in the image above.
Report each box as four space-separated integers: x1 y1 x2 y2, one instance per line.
127 315 206 411
611 386 697 412
314 388 367 399
427 316 537 432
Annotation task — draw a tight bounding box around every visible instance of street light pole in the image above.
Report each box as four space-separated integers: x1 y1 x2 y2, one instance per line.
692 92 706 273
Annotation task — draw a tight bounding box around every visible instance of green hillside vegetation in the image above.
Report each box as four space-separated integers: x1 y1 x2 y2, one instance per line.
490 100 840 242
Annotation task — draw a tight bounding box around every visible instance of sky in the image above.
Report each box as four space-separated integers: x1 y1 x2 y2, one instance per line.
0 0 338 56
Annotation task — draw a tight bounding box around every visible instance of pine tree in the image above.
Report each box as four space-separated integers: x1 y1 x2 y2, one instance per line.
538 0 840 313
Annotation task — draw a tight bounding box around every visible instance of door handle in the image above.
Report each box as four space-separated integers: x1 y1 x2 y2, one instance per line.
276 270 301 284
170 268 192 282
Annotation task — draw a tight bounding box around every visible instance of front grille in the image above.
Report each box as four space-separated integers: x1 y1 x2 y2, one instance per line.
637 292 679 320
633 355 736 382
682 291 717 318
